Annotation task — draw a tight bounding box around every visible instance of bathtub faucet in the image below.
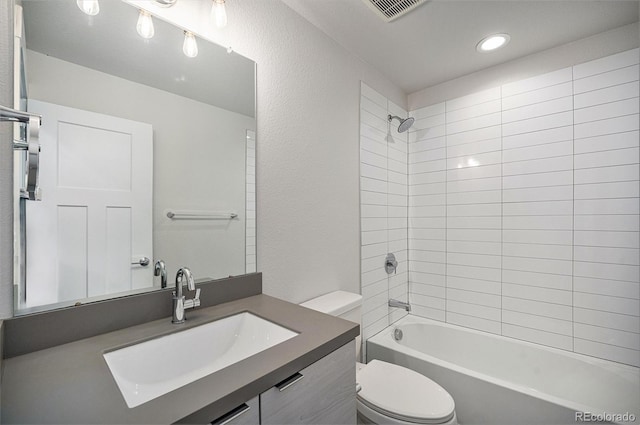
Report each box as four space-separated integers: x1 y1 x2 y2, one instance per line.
389 299 411 312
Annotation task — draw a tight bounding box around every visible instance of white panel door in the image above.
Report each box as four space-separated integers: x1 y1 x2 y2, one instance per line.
25 100 153 307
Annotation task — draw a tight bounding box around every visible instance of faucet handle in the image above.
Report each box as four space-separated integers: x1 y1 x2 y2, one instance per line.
183 287 201 310
184 288 201 310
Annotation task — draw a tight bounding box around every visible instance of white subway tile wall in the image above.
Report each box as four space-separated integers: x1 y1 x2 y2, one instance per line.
405 49 640 367
246 130 256 273
408 101 447 321
446 87 502 335
502 67 574 350
572 49 640 366
360 82 409 355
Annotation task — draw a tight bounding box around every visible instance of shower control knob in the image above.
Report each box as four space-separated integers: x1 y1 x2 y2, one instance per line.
385 253 398 275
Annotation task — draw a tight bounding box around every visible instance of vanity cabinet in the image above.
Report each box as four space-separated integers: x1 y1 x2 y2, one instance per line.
260 341 356 425
2 292 359 425
205 341 356 425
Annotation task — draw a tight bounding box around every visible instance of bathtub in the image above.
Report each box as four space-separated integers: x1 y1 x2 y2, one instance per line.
366 315 639 425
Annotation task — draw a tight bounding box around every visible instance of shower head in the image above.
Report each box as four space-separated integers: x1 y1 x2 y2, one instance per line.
388 115 415 133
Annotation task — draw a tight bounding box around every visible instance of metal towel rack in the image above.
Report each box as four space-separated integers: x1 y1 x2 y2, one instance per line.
1 104 42 200
166 210 238 220
0 104 40 125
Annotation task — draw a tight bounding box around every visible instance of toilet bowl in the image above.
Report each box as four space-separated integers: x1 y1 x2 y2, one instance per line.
301 291 457 425
356 361 457 424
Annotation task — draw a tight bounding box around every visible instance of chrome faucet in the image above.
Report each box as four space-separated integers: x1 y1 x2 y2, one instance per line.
172 267 201 324
389 299 411 312
154 260 167 288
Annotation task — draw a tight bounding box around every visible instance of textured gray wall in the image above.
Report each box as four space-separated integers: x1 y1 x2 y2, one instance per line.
1 0 15 320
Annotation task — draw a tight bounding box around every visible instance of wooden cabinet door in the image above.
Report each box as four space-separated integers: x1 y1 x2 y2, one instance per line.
260 341 356 425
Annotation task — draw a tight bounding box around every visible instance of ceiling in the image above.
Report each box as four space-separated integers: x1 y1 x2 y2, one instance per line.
282 0 640 94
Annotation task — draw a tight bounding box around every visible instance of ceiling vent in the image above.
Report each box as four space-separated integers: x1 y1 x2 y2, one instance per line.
362 0 427 22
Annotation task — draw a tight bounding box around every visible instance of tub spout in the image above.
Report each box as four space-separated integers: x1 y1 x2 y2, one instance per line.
389 299 411 312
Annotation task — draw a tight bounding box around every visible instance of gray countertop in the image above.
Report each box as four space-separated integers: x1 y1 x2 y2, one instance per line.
1 294 359 424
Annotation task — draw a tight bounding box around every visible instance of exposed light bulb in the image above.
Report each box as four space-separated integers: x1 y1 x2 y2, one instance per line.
212 0 227 29
183 31 198 58
136 10 155 39
76 0 100 16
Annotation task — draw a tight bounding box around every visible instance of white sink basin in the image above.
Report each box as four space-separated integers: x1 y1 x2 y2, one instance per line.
103 312 298 408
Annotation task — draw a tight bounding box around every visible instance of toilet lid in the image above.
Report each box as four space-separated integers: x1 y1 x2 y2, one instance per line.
357 360 455 424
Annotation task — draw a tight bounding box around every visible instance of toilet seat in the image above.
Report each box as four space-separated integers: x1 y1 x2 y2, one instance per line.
356 360 455 424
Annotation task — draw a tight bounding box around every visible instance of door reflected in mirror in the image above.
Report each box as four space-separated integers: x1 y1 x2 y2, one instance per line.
15 0 256 314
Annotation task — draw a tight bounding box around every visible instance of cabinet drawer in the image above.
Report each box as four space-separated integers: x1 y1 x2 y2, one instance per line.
211 396 259 425
260 341 356 425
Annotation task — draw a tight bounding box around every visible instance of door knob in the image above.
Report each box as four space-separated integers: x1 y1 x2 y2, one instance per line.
132 257 150 267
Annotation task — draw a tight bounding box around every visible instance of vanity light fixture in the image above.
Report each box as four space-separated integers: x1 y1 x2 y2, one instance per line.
76 0 99 16
136 10 155 39
183 31 199 58
212 0 228 28
476 33 510 52
75 0 225 58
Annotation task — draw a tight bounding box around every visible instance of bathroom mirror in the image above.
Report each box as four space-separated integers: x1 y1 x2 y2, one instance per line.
14 0 257 314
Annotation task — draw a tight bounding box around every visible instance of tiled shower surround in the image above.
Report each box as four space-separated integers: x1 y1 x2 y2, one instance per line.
360 49 639 367
360 83 410 348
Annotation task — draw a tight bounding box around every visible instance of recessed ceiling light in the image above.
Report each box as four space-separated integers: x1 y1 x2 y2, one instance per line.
476 33 511 52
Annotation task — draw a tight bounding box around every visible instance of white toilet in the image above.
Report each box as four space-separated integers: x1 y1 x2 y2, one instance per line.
301 291 457 425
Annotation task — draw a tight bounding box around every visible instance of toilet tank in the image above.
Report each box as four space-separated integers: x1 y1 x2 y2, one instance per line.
300 291 362 359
